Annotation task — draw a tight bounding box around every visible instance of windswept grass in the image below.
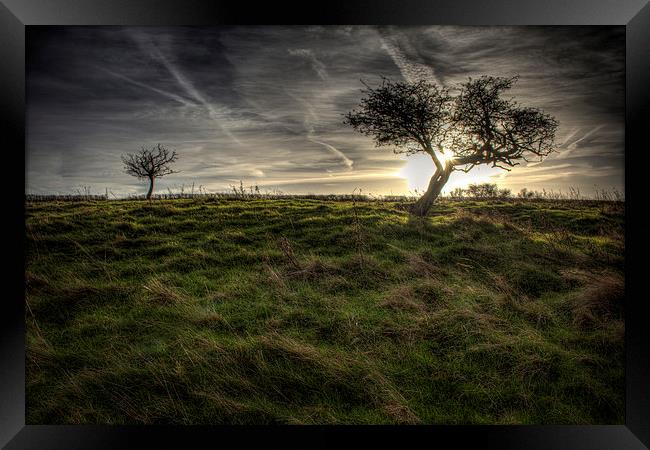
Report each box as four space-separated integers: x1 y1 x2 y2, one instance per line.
25 198 624 424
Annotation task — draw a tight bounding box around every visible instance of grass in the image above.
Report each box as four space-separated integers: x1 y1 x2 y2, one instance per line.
25 197 625 424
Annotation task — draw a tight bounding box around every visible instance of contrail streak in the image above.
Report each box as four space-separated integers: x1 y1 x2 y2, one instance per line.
100 68 195 106
308 138 354 170
378 31 440 85
155 52 243 145
131 32 243 145
568 125 605 149
527 124 605 168
285 89 354 171
559 127 582 148
288 48 328 81
557 124 605 159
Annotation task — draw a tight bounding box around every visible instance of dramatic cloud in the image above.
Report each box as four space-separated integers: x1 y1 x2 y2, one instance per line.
26 26 624 197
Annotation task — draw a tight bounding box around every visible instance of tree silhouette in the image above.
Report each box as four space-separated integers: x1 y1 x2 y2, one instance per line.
122 144 178 199
344 76 558 216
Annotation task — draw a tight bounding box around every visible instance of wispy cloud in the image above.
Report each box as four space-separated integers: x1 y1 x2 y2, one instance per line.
130 31 243 146
527 124 609 169
378 29 440 84
288 48 328 81
559 127 582 148
558 125 606 157
308 138 354 170
285 89 354 171
100 67 196 106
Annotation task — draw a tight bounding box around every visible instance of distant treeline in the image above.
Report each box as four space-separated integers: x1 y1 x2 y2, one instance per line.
447 184 624 202
25 182 624 203
25 192 375 202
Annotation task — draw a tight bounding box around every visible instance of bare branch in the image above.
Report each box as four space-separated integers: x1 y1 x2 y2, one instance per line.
122 144 179 199
122 144 178 180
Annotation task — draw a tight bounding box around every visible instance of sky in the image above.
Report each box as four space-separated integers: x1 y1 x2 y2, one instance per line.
26 26 625 197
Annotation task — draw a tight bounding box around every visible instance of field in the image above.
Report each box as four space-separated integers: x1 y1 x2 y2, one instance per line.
25 197 625 424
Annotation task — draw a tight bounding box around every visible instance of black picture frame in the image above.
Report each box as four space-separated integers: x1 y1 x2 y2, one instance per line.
2 1 648 448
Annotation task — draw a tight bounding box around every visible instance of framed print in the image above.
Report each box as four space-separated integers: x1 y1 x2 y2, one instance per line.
1 0 649 448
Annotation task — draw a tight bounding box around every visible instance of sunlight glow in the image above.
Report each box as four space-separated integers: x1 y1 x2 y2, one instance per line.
397 152 501 194
397 153 436 192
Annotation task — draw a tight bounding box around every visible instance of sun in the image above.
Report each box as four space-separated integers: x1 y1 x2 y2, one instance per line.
397 152 500 194
397 152 451 192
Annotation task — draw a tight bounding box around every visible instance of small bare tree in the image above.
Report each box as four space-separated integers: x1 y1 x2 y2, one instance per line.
122 144 178 199
344 76 558 216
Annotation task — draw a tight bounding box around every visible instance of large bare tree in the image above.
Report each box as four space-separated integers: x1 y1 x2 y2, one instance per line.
344 76 558 216
122 144 178 199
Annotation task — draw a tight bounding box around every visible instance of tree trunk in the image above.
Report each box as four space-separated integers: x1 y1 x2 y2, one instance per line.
146 177 154 200
410 164 452 217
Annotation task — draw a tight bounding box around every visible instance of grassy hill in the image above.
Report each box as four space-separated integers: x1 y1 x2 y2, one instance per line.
25 197 625 424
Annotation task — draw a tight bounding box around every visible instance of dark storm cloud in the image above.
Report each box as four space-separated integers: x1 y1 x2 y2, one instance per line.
26 26 624 196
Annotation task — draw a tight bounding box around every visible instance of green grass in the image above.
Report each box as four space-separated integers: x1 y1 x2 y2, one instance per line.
25 197 625 424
